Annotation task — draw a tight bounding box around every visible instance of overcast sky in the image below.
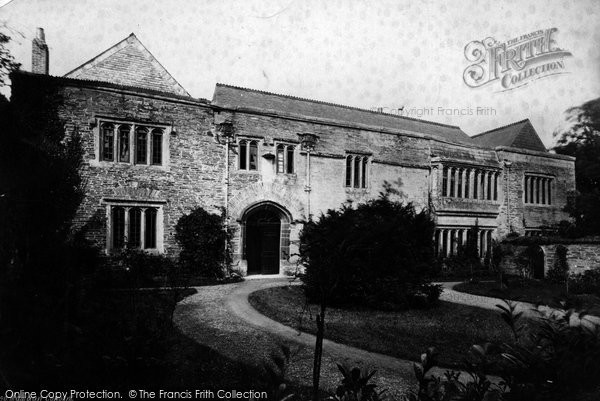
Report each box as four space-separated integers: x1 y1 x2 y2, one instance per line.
2 0 599 146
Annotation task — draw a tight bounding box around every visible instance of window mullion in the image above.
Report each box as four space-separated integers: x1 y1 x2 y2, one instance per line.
140 207 146 249
247 142 251 170
357 157 363 188
350 156 355 188
113 124 118 163
123 206 130 249
146 126 151 165
129 124 134 164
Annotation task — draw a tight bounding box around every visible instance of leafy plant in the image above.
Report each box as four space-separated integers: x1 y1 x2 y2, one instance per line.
300 186 437 309
546 245 569 284
174 207 231 278
403 300 600 401
333 364 385 401
112 248 177 288
569 268 600 296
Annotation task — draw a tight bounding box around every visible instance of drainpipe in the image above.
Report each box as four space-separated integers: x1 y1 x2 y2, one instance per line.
299 133 319 221
305 149 311 219
224 135 230 223
216 121 235 264
503 160 512 233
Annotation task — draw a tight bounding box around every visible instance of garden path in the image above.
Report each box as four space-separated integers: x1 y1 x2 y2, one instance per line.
173 278 598 396
173 278 415 398
440 281 600 326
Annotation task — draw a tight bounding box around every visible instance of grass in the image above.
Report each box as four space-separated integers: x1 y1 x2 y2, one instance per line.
453 278 600 316
249 285 514 368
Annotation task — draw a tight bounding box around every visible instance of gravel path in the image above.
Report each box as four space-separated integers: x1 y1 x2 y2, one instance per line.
173 278 415 398
173 278 598 397
440 281 600 326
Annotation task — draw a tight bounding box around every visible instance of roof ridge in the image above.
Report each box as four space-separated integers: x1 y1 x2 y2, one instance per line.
215 83 463 130
15 71 208 103
472 118 531 138
64 33 190 97
130 33 190 96
64 34 132 77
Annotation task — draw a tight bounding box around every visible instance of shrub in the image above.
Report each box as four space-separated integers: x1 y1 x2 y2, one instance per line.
299 189 438 309
569 269 600 296
403 301 600 401
334 363 385 401
557 219 582 238
547 244 569 283
111 249 176 288
175 207 231 278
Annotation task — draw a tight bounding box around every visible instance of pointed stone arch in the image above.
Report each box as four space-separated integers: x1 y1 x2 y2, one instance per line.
238 201 293 275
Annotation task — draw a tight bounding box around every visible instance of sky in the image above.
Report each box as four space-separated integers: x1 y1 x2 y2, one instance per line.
1 0 599 146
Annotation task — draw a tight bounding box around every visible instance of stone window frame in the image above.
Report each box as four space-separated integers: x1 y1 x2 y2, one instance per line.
274 142 296 175
441 164 500 202
345 153 370 189
434 226 494 258
91 116 171 170
237 138 260 172
523 174 554 206
101 198 166 255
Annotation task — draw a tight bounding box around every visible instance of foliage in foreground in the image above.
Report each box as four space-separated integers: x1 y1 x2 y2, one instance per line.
333 364 385 401
401 301 600 401
569 268 600 297
299 188 439 310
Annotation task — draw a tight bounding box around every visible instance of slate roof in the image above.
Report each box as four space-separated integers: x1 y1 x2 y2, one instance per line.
430 141 501 168
471 119 547 152
212 84 475 145
64 34 189 97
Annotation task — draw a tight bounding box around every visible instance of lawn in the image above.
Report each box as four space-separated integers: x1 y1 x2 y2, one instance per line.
248 285 514 368
453 279 600 316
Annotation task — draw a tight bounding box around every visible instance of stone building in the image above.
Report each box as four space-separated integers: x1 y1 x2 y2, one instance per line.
11 29 576 275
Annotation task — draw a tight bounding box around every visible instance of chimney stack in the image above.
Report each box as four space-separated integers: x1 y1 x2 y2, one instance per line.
32 27 49 75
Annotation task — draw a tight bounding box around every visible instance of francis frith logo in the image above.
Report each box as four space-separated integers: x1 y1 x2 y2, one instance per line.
463 28 572 91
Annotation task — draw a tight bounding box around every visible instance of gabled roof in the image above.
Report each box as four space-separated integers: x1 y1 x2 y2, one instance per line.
471 119 547 152
212 84 475 145
64 33 189 97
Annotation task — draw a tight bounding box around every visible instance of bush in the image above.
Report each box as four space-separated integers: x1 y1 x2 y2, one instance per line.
547 244 569 283
569 269 600 296
557 219 582 238
403 301 600 401
175 207 231 278
110 249 177 288
299 188 438 309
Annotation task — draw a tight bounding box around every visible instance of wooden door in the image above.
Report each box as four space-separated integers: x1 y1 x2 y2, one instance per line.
246 208 281 275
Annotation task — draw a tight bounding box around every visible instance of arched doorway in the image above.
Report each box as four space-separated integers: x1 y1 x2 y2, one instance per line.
530 246 545 279
244 203 289 275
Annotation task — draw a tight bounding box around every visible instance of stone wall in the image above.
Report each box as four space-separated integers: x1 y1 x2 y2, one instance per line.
11 72 577 276
500 241 600 277
495 147 575 238
11 75 224 256
223 110 432 273
542 243 600 276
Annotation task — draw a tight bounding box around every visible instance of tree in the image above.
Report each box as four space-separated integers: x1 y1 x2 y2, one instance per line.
553 97 600 235
298 185 438 400
0 31 20 88
0 56 95 386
